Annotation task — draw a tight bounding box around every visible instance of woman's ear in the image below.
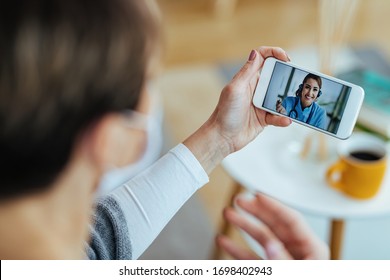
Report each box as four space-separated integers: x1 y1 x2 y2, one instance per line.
80 113 146 173
88 113 124 171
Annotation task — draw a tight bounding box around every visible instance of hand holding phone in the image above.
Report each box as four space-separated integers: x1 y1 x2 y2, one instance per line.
253 58 365 139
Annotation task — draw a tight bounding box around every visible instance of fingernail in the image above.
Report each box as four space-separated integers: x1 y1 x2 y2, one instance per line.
248 50 256 61
235 197 243 206
266 242 282 259
286 52 291 61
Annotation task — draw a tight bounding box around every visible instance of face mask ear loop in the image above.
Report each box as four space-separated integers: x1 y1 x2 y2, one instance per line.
97 82 165 196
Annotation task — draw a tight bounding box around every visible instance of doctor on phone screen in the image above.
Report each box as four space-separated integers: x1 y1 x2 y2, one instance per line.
276 73 326 130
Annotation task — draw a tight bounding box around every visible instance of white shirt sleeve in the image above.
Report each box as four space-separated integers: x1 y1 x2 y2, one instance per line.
110 143 209 259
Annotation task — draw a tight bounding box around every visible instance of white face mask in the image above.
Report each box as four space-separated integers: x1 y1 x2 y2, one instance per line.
97 88 164 195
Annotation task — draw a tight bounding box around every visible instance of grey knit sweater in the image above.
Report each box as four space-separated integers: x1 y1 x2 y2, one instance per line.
86 195 132 260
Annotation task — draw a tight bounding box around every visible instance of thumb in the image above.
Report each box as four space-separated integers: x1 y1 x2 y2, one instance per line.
232 49 261 84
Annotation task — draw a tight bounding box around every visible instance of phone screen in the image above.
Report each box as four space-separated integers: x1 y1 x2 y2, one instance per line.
262 61 352 134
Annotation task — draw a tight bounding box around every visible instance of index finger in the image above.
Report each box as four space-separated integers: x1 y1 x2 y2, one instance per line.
257 46 290 67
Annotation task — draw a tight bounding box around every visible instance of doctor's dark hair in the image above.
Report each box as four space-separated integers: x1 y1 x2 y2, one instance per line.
303 73 322 89
0 0 160 199
296 73 323 97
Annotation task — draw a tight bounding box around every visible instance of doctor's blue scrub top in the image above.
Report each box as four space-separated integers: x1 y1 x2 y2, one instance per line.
281 96 326 130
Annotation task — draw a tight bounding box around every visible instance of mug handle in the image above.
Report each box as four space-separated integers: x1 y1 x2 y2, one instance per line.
326 161 346 190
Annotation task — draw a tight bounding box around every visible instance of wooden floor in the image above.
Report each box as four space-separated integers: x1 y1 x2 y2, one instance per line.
156 0 390 259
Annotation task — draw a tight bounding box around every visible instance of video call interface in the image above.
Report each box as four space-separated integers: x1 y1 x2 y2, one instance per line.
262 62 352 134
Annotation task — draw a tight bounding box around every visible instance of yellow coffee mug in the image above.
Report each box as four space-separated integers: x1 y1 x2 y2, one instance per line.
326 132 388 199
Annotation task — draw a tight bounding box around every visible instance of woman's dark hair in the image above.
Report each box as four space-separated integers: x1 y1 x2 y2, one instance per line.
303 73 322 89
0 0 160 199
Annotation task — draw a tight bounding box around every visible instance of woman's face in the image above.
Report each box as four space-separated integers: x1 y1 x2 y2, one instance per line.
300 78 320 108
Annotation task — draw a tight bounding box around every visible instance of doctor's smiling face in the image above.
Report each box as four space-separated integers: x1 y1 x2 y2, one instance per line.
300 77 321 109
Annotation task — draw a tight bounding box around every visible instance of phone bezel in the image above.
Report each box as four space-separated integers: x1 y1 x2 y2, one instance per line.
252 57 365 139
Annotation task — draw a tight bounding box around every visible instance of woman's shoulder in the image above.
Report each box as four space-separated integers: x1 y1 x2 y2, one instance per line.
283 96 297 104
313 102 326 114
285 96 296 100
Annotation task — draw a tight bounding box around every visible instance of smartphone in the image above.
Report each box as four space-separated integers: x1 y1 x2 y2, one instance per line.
253 57 365 139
